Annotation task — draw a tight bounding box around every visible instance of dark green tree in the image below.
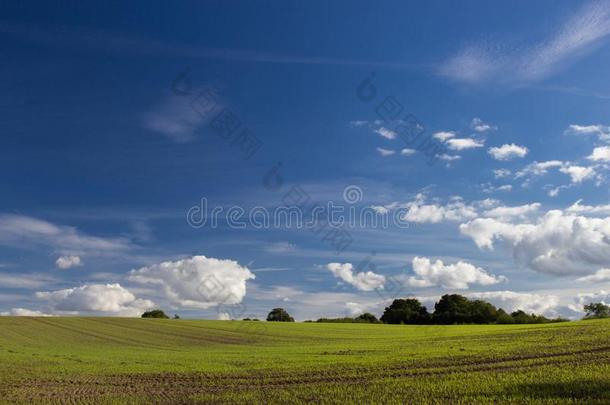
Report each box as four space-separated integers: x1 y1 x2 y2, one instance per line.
141 309 169 319
468 300 499 324
433 294 473 324
354 313 380 323
584 302 610 319
266 308 294 322
380 298 430 324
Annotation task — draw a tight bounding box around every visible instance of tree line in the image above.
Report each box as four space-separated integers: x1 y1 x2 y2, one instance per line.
141 295 610 324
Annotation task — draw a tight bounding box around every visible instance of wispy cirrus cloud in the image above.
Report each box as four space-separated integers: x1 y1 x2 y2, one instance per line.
440 1 610 84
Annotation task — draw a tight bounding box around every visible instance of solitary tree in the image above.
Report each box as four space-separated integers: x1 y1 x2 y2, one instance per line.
266 308 294 322
584 302 610 319
380 298 429 324
141 309 169 319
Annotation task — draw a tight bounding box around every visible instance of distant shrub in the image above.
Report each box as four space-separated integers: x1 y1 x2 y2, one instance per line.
354 313 380 323
266 308 294 322
141 310 169 319
315 313 379 323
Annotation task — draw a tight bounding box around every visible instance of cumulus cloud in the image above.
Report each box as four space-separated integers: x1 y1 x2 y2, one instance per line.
467 291 560 316
406 257 506 290
375 127 397 140
36 284 154 316
400 194 478 224
567 199 610 216
55 255 82 269
400 148 416 156
588 146 610 161
326 262 385 291
483 203 541 220
460 209 610 275
432 131 456 141
129 256 254 309
471 118 496 133
559 165 596 183
488 144 528 161
445 138 484 151
376 147 395 156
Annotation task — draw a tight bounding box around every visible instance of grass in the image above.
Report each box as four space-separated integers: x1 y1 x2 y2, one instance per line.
1 317 609 403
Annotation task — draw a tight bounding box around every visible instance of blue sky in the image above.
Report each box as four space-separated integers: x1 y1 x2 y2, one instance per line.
3 1 610 320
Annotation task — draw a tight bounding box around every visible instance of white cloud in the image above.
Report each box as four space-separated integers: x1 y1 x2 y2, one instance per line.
326 262 385 291
471 118 496 133
494 169 512 178
0 214 131 256
516 160 564 178
446 138 484 151
483 203 541 220
467 291 560 316
436 153 461 162
400 148 416 156
559 165 596 183
217 312 231 320
401 194 478 223
588 146 610 161
576 269 610 283
432 131 456 141
406 257 506 290
344 301 379 317
565 124 610 142
440 2 610 83
481 183 512 193
55 255 82 269
460 209 610 275
142 91 219 143
0 273 57 289
375 127 397 140
488 144 528 161
567 199 610 216
0 308 53 317
571 290 610 313
36 283 154 316
129 256 254 309
376 147 395 156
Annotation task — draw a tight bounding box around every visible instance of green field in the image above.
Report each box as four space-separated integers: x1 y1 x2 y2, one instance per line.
1 317 609 404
